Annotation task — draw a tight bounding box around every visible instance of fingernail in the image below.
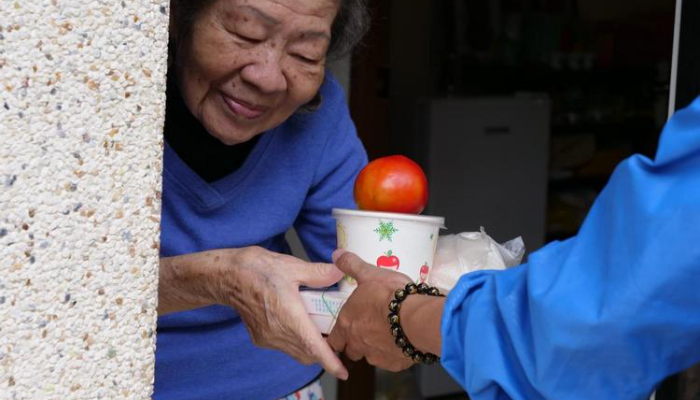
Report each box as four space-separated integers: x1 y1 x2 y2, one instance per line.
338 369 349 381
332 249 347 263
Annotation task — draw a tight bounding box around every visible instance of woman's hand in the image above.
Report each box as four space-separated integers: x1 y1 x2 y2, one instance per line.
327 251 416 372
158 246 349 380
224 247 349 379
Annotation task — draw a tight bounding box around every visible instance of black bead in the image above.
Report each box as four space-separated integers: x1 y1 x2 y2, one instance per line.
423 353 437 365
391 324 403 337
394 288 407 301
412 351 424 363
402 344 415 357
395 336 407 348
405 282 418 294
417 283 430 294
428 287 441 296
388 313 400 325
389 300 401 313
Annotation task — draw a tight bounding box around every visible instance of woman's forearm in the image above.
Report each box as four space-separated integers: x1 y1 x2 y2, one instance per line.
401 295 446 356
158 249 237 315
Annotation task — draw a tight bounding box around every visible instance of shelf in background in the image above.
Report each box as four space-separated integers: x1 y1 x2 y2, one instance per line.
448 64 660 96
551 122 658 137
548 175 610 191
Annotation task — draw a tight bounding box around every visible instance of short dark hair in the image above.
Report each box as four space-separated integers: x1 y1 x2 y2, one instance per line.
170 0 370 61
328 0 370 61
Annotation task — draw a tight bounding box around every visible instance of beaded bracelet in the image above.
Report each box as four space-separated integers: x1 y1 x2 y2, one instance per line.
388 282 444 365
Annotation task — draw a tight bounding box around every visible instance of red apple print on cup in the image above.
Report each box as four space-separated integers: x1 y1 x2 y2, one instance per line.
419 263 430 283
376 250 400 271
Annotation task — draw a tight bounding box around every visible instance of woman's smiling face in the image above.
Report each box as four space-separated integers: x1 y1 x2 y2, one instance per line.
173 0 339 145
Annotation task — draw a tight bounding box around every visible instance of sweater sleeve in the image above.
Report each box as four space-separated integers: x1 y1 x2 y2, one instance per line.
440 97 700 400
293 76 368 263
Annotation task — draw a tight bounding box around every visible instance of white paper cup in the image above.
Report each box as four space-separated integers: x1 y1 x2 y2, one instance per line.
333 209 445 292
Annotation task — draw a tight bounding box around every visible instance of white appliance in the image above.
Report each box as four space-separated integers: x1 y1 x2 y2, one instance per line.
420 96 551 251
413 96 551 398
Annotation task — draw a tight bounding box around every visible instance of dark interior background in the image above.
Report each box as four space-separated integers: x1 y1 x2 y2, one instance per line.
337 0 700 399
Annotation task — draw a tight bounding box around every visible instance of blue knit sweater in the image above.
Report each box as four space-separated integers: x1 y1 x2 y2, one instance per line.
154 75 367 400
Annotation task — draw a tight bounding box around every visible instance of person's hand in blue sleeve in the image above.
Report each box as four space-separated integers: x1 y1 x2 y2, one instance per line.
329 97 700 400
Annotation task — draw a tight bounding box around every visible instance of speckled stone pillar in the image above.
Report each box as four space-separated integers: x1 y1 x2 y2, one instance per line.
0 1 168 398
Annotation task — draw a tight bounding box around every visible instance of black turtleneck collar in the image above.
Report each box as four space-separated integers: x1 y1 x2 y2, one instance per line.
164 75 260 183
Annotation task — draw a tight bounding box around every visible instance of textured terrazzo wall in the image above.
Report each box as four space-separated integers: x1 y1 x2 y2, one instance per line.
0 0 168 398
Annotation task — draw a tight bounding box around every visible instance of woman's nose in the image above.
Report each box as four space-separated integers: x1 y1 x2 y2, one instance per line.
240 49 288 94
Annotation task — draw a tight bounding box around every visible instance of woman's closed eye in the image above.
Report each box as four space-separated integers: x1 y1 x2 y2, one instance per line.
288 44 326 65
234 31 264 44
292 53 322 64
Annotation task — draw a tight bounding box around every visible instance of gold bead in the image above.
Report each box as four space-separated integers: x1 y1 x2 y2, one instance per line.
406 282 418 294
388 313 400 325
389 300 400 313
412 352 424 363
391 325 403 337
423 353 437 365
417 283 430 294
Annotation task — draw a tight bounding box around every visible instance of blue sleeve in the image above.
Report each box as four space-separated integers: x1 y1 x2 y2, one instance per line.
294 75 368 263
440 97 700 400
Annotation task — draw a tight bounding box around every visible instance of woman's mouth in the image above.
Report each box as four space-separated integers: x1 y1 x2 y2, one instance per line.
221 93 268 120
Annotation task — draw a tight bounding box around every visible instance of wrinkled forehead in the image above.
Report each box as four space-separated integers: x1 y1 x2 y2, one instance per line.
219 0 340 25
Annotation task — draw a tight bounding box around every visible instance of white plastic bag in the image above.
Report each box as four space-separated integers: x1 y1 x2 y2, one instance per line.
428 228 525 293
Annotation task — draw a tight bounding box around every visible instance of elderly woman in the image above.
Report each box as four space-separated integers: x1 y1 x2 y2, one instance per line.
327 97 700 400
155 0 368 399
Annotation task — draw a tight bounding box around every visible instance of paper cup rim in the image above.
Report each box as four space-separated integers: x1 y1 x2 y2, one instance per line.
332 208 446 228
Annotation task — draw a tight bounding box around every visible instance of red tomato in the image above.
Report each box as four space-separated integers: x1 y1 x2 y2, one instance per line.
354 155 428 214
